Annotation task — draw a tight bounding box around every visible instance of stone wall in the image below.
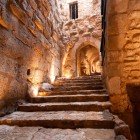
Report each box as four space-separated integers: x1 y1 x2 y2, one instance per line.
103 0 140 132
59 0 100 21
0 0 63 113
60 0 102 77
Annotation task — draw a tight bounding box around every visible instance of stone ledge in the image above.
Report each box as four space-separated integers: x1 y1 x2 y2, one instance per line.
0 111 115 129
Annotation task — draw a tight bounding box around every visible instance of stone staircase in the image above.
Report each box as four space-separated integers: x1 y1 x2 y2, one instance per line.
0 74 129 140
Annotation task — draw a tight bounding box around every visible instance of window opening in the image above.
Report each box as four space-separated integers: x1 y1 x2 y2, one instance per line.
70 2 78 19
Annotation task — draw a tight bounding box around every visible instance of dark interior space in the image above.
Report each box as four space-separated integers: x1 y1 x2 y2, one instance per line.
127 84 140 140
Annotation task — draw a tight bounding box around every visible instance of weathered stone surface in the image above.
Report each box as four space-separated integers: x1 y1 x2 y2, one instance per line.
105 0 140 106
0 74 128 139
38 89 107 96
108 77 121 95
115 135 127 140
103 1 140 138
108 14 128 35
0 111 114 129
0 0 134 139
18 101 111 112
31 94 109 103
0 0 63 112
114 115 132 140
24 76 107 109
60 0 102 77
108 0 129 14
108 34 126 50
0 125 116 140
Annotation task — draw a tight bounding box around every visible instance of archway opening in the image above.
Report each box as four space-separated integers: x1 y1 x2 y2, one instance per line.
77 45 101 76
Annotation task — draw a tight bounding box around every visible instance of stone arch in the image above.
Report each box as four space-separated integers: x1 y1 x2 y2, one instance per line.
61 37 101 77
72 37 100 54
76 42 100 76
72 38 101 75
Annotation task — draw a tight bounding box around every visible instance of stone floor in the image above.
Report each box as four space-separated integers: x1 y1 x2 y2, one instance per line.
0 125 116 140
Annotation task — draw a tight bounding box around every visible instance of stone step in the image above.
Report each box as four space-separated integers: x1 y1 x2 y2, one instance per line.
18 101 111 112
38 89 107 96
74 75 101 79
0 125 116 140
31 94 109 103
57 75 102 80
56 79 103 84
54 82 103 86
54 85 105 91
0 111 115 129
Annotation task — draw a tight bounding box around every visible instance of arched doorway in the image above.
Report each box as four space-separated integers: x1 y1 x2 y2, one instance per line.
76 45 101 76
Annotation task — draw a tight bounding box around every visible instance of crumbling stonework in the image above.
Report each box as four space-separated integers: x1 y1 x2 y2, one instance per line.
0 0 64 113
103 0 140 136
59 0 100 21
59 0 102 77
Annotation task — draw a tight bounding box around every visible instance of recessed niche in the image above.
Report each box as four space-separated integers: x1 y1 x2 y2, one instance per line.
27 69 31 76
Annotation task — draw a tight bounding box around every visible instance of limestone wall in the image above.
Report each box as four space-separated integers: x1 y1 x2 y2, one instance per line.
0 0 63 113
59 0 100 21
104 0 140 126
60 0 102 77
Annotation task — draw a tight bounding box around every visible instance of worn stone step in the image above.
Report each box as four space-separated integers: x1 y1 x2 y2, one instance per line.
57 75 102 80
31 94 109 103
56 79 103 84
57 76 102 80
54 82 103 86
38 89 107 96
54 85 105 91
56 76 102 82
73 75 101 79
18 101 111 112
0 125 116 140
0 111 115 129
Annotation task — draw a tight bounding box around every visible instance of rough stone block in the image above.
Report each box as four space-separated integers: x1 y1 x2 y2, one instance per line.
108 34 126 50
107 63 122 77
108 0 129 15
107 51 123 63
108 77 121 95
108 14 128 35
